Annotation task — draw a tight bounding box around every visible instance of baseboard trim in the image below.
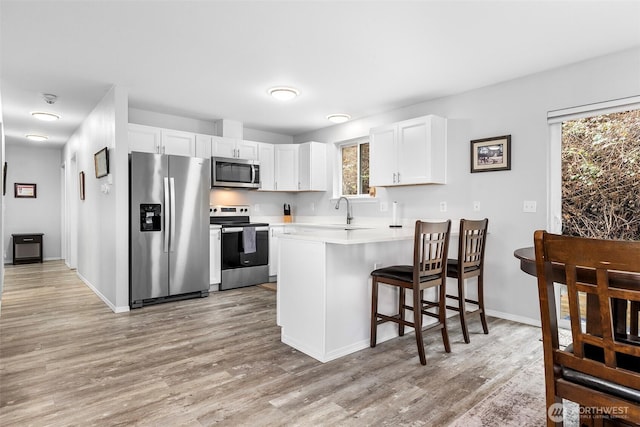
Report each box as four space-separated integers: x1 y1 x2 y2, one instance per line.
76 271 130 314
486 309 540 327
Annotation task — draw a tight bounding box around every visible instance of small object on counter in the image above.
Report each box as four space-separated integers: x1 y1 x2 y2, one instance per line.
284 203 292 223
389 201 402 228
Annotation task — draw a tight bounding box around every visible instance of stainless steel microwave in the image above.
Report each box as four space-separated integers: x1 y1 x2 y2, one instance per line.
211 157 260 189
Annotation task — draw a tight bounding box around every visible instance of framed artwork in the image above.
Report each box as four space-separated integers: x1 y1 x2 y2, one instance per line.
79 171 85 200
470 135 511 173
94 147 109 178
15 183 36 198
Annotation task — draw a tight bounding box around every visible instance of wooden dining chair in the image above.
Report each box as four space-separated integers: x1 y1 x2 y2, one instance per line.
445 218 489 344
533 230 640 426
370 220 451 365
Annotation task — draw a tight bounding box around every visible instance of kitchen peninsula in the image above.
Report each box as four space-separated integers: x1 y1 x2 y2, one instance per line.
277 225 453 363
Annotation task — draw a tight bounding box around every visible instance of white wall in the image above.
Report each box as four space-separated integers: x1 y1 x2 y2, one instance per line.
63 86 129 312
4 144 62 262
292 47 640 325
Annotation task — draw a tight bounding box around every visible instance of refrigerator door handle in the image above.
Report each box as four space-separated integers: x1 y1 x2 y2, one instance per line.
169 177 176 252
163 177 170 253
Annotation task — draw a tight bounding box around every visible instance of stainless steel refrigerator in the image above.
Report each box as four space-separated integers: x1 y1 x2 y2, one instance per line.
129 151 210 308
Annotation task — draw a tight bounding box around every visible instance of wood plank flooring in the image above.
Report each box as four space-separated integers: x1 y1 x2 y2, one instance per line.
0 261 544 426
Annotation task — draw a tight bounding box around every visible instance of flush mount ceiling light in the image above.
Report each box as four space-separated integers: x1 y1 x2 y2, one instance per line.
327 113 351 124
26 134 48 142
268 86 299 101
31 111 60 121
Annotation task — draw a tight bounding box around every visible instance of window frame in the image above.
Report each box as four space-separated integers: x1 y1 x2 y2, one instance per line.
334 136 371 199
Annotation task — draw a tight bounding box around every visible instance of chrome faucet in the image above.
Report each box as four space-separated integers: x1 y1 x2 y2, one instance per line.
335 197 353 225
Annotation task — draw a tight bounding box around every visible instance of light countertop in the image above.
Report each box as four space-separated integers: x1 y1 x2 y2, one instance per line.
277 225 417 245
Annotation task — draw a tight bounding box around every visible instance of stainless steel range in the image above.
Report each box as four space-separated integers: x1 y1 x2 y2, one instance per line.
210 205 269 290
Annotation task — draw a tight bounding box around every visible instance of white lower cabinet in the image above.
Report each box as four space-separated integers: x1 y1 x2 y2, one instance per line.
269 225 289 278
210 227 221 286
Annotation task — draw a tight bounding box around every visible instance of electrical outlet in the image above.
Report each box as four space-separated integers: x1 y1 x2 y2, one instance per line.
439 201 447 212
380 202 388 212
523 200 537 213
473 201 481 212
254 204 261 213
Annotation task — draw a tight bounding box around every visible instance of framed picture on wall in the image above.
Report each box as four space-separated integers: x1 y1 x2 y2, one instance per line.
15 183 37 198
470 135 511 173
94 147 109 178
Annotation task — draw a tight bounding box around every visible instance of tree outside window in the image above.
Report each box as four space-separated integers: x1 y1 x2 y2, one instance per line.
341 141 369 196
561 110 640 240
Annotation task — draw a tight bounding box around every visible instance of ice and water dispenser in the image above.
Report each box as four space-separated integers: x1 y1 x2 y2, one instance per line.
140 204 162 232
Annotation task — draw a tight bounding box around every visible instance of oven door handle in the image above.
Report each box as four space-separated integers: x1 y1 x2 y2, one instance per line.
222 227 243 233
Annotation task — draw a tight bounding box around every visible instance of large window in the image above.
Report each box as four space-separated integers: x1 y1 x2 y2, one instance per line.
339 139 370 196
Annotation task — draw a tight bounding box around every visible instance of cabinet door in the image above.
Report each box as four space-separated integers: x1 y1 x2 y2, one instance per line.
195 134 212 159
369 124 397 186
396 117 431 185
298 143 310 191
210 228 221 285
212 136 238 158
298 142 327 191
161 129 195 157
258 142 275 191
268 226 284 277
128 124 161 154
237 140 259 160
274 144 299 191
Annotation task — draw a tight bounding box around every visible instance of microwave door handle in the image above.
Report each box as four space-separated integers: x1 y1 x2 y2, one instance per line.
251 164 256 184
163 177 170 253
169 177 176 252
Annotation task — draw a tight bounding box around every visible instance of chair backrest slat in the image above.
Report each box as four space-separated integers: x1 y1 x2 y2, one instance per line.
534 230 640 391
414 220 451 283
459 219 488 270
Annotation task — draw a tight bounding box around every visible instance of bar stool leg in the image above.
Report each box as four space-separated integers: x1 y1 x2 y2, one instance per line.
458 276 470 344
370 277 379 347
399 287 406 336
478 274 489 334
413 289 427 365
439 283 451 353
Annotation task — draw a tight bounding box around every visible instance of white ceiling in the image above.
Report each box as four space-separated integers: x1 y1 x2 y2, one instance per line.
2 1 640 147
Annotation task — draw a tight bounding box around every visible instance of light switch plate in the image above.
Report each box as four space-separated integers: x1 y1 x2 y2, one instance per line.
523 200 537 213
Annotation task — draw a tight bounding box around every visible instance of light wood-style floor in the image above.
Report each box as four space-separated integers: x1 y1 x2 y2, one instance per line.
0 261 544 426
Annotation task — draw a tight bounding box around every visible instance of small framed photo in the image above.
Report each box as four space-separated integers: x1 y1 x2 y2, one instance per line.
470 135 511 173
79 171 85 201
15 183 36 198
94 147 109 178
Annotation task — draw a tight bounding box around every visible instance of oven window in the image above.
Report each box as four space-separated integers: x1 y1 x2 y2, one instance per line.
221 230 268 268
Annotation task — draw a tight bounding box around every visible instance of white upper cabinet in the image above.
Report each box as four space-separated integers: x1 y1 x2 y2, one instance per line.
370 115 447 186
161 129 196 157
128 124 195 156
128 124 162 154
195 134 212 159
212 136 258 160
298 142 326 191
274 144 299 191
258 142 275 191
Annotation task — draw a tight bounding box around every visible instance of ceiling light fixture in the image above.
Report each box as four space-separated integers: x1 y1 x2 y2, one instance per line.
26 134 48 142
327 113 351 124
31 111 61 121
269 86 299 101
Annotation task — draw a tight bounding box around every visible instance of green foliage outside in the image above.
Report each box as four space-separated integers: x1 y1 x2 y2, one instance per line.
561 110 640 240
342 143 370 195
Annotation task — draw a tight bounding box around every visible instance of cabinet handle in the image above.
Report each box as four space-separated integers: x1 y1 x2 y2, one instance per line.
298 182 300 190
393 173 396 183
397 172 400 183
275 182 277 190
